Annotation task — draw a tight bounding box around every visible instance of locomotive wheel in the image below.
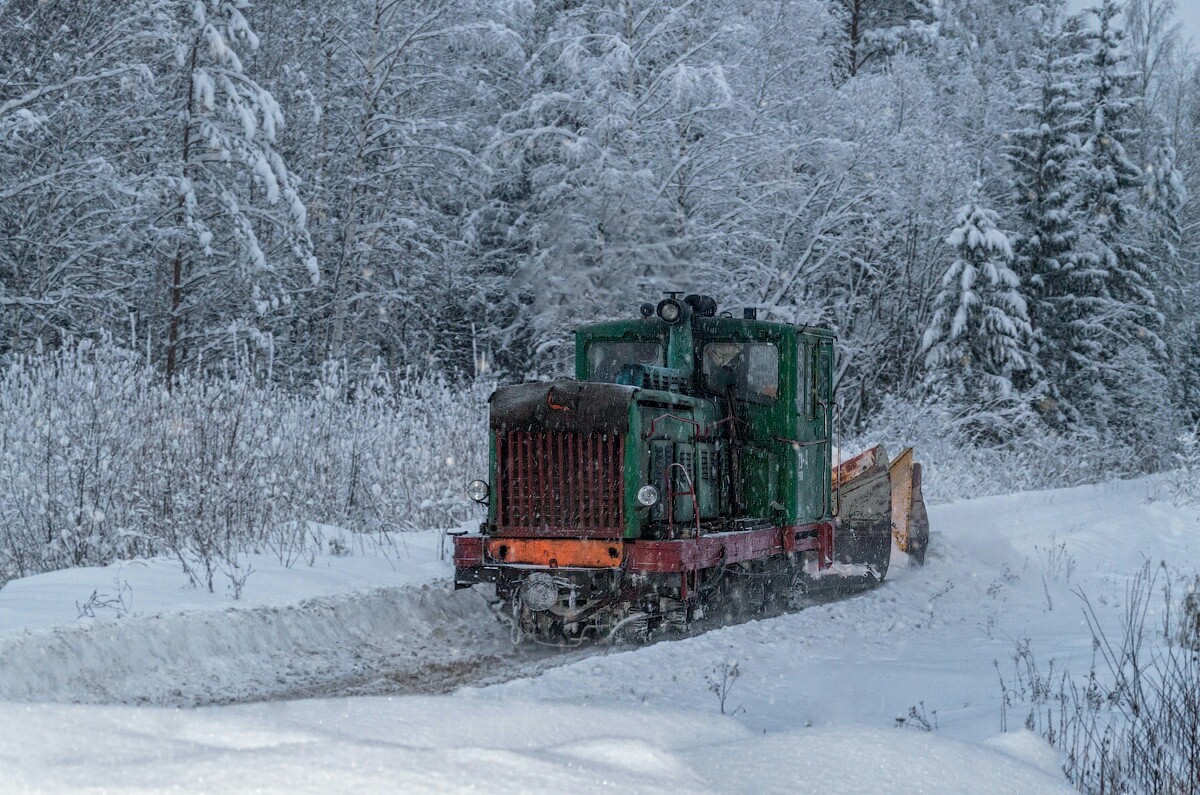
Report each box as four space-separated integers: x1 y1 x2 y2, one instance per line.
665 608 689 634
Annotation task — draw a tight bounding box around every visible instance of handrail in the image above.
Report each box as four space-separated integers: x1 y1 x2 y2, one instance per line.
664 461 702 540
831 401 842 517
644 412 700 439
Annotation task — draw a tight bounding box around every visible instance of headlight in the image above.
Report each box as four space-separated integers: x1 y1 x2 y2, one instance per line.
657 299 682 324
466 479 489 503
637 484 660 506
521 572 559 612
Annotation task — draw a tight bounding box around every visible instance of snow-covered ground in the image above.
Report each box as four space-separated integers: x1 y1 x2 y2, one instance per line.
0 697 1073 794
1 476 1197 792
0 529 519 705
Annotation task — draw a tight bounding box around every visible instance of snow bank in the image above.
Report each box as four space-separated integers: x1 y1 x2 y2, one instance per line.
0 581 504 705
0 532 512 705
0 531 450 639
0 696 1073 794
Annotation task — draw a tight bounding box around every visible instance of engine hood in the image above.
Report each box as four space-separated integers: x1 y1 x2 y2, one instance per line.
489 380 636 435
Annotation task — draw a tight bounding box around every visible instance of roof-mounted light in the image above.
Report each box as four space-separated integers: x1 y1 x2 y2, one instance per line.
657 299 683 325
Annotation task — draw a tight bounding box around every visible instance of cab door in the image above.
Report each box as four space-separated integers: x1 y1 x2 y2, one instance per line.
700 327 789 525
792 335 833 524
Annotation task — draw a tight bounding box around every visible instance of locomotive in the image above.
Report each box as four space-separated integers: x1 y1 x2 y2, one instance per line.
452 294 929 643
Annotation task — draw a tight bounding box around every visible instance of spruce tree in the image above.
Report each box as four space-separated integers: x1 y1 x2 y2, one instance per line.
1142 142 1186 251
923 199 1034 408
153 0 318 380
1070 0 1165 441
1006 2 1087 421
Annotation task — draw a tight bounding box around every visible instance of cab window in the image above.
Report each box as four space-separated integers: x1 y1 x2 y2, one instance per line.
588 341 664 382
797 343 815 418
702 342 779 404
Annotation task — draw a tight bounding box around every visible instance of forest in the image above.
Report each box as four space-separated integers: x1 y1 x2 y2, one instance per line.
2 0 1199 580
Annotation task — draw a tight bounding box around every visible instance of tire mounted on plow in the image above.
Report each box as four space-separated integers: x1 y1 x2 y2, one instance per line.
453 295 929 644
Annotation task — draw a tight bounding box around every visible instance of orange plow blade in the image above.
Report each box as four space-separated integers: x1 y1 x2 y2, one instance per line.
888 448 929 564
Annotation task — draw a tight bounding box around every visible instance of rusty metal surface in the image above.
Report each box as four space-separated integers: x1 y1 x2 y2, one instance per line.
623 521 833 574
886 447 929 564
452 535 484 569
496 429 624 538
832 444 887 489
889 447 915 553
833 444 892 575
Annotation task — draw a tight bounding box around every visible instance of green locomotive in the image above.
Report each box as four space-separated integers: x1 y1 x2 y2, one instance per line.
453 294 928 642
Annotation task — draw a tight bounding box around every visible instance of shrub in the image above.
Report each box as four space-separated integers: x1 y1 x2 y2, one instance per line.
0 341 491 587
996 563 1200 794
854 393 1155 503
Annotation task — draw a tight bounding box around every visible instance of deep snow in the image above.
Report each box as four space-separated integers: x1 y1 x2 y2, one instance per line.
0 697 1075 794
0 475 1196 792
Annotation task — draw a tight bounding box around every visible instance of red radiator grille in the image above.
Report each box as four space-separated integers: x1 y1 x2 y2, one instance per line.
496 431 625 537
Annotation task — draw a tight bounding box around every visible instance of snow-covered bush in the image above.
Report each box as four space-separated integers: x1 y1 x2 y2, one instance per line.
0 341 490 587
855 392 1134 503
1168 426 1200 507
998 564 1200 794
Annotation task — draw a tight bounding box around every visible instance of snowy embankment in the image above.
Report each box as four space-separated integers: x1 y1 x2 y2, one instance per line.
0 475 1196 792
0 530 511 704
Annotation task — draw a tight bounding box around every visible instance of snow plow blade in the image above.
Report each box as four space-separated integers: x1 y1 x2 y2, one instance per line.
888 448 929 564
833 446 930 566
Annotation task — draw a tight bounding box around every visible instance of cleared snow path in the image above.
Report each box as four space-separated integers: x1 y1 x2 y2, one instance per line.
476 475 1200 742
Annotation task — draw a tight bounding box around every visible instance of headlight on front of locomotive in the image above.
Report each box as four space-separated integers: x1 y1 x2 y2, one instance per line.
637 484 660 507
466 479 489 503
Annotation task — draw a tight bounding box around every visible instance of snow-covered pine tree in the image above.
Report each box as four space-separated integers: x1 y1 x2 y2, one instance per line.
1142 142 1187 249
829 0 937 79
922 198 1034 410
152 0 318 381
1005 2 1088 421
1068 0 1167 446
1176 320 1200 426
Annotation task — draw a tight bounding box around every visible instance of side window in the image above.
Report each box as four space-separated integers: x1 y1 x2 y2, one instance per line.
702 342 779 404
817 344 832 410
796 343 813 418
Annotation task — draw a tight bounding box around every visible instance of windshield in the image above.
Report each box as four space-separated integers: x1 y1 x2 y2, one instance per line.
702 342 780 404
587 341 665 383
